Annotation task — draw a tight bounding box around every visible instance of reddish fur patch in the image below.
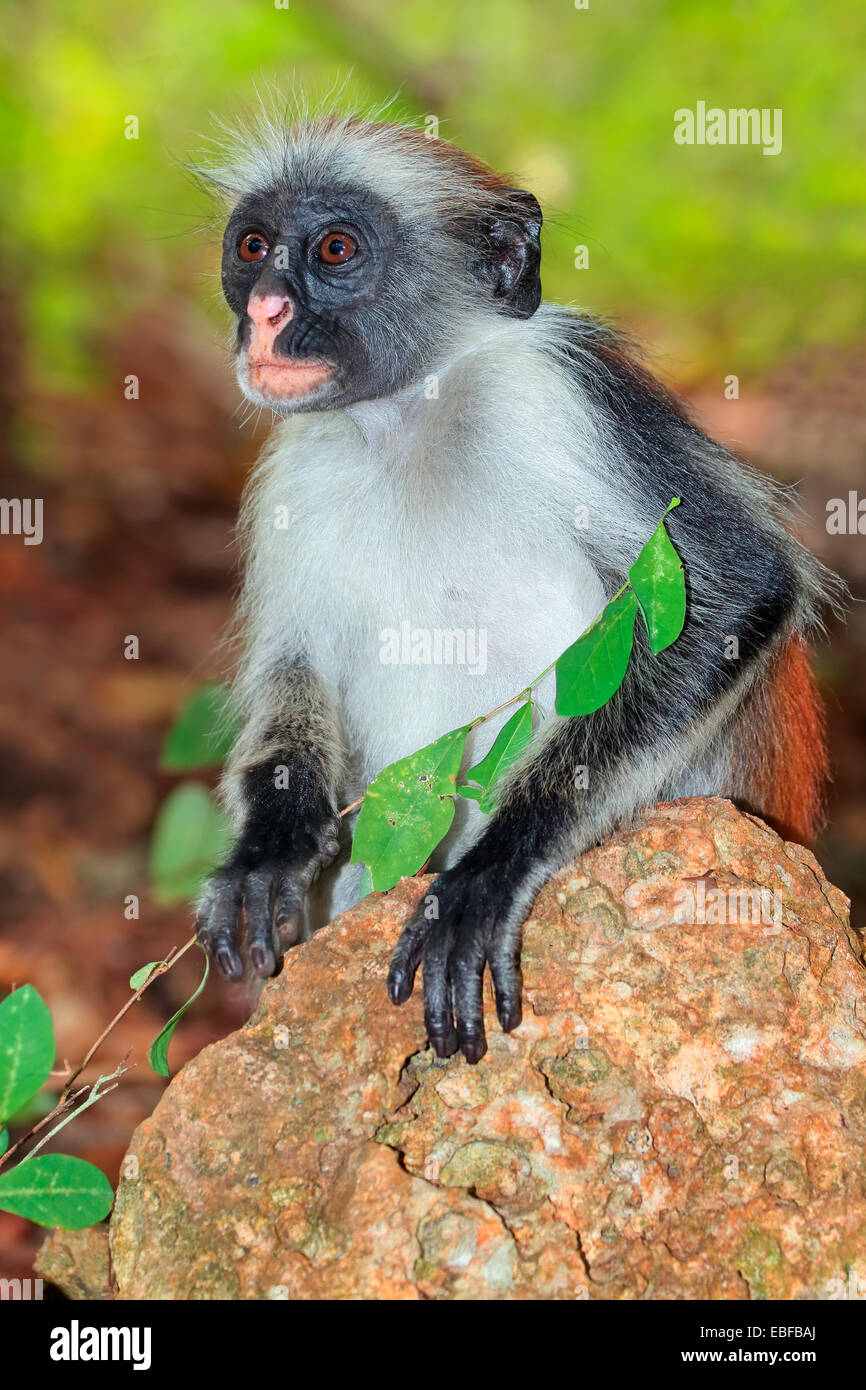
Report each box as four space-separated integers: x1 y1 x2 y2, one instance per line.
741 636 829 846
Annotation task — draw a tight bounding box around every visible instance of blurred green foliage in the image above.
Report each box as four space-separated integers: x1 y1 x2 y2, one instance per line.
2 0 864 389
159 683 240 772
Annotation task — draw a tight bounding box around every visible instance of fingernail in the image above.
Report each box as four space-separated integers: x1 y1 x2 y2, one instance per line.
250 945 272 975
216 949 237 978
461 1037 487 1065
430 1029 458 1058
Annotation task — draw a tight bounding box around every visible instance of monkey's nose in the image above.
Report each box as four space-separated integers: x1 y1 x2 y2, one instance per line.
246 293 294 355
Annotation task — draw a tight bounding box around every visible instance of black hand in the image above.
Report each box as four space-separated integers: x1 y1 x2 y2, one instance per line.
388 865 525 1064
197 815 340 980
197 756 340 980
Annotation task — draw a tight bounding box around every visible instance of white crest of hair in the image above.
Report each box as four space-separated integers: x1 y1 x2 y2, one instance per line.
196 83 509 226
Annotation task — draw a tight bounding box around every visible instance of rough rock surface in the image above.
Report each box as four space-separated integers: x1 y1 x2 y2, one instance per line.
35 1225 112 1300
109 797 866 1300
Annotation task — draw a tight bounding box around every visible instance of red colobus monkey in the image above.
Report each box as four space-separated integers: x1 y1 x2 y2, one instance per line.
196 110 839 1062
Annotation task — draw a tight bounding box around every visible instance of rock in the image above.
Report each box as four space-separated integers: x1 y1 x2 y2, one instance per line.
35 1225 112 1300
109 797 866 1300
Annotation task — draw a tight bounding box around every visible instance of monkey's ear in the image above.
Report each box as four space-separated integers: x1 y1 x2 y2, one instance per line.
469 190 543 319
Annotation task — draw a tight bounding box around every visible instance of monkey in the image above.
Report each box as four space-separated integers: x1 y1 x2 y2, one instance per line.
195 107 841 1064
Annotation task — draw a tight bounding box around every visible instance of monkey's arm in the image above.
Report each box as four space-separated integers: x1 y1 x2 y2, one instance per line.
197 660 345 979
388 525 800 1063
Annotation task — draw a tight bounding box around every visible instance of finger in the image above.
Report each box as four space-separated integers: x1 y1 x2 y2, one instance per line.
243 867 278 976
387 906 429 1005
422 927 458 1058
274 872 305 951
488 928 523 1034
315 815 342 869
451 931 487 1063
197 873 244 981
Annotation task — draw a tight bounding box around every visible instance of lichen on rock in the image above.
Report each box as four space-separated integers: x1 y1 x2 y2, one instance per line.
107 797 866 1300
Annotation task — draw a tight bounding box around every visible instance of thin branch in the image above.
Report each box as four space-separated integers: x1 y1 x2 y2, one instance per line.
62 934 197 1095
0 933 199 1173
19 1060 134 1164
0 1090 86 1171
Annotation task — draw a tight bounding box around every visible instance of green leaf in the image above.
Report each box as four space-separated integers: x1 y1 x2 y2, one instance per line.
160 683 240 771
147 950 210 1078
0 1127 8 1157
462 702 533 814
350 726 470 891
356 864 374 902
629 498 686 653
129 962 163 991
0 986 55 1124
0 1154 113 1230
149 781 233 904
456 784 483 802
555 590 639 716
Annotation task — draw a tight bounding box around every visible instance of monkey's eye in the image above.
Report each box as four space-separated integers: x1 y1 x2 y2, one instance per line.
317 230 358 265
238 231 270 263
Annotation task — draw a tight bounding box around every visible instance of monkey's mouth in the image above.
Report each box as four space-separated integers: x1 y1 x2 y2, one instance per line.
244 357 334 400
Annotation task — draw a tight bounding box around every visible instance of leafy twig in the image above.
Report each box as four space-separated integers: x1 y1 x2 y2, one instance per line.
0 934 197 1173
62 935 196 1094
19 1059 133 1164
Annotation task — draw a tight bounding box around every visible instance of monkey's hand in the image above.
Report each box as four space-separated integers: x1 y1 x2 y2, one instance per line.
387 861 528 1064
196 805 342 982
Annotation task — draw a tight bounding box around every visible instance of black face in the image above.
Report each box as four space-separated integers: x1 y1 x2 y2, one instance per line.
221 180 544 413
222 185 427 412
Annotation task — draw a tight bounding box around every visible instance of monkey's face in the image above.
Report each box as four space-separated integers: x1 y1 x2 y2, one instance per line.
221 184 441 414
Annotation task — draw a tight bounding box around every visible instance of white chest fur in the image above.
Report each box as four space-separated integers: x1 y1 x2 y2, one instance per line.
239 318 609 817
